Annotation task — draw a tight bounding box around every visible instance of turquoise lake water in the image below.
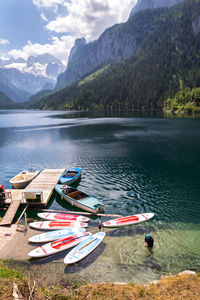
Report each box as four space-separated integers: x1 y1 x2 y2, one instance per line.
0 110 200 285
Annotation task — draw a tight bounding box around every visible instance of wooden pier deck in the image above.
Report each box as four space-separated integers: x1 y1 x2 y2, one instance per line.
1 169 65 225
0 200 21 225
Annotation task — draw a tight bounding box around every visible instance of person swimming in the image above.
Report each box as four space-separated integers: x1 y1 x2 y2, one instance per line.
144 234 154 249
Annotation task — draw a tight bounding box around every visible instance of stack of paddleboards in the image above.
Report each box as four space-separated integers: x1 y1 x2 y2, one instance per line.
28 212 91 258
29 212 90 230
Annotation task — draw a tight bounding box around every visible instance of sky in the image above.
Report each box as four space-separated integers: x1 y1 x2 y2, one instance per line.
0 0 136 66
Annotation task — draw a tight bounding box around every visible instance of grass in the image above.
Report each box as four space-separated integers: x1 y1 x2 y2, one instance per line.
0 260 200 299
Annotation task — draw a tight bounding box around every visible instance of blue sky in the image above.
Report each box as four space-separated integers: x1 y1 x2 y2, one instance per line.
0 0 136 65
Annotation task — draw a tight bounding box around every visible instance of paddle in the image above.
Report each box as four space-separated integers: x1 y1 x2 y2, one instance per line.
78 237 98 251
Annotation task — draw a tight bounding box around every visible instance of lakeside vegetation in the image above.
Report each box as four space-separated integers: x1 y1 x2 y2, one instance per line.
0 260 200 299
163 87 200 114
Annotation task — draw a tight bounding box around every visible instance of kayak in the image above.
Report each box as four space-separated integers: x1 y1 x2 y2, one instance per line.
55 184 104 213
29 220 88 230
28 228 86 243
59 167 82 184
28 231 91 258
102 213 154 228
37 212 90 222
64 232 105 264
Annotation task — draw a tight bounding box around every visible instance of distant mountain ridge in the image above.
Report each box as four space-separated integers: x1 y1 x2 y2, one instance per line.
0 54 65 102
28 0 200 111
56 0 185 90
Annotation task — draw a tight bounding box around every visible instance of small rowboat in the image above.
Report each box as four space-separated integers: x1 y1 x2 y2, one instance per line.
102 213 154 228
9 168 40 189
28 228 86 243
28 232 91 258
37 212 90 222
64 232 105 264
29 220 88 230
59 167 82 184
55 184 104 214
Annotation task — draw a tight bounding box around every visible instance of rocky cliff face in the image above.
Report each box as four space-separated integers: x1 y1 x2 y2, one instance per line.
130 0 184 16
56 16 154 89
56 0 185 90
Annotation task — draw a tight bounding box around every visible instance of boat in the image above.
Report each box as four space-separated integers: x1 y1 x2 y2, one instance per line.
9 168 40 189
55 184 104 213
37 212 90 222
28 231 91 258
59 167 82 184
28 228 86 243
64 232 105 264
102 213 154 228
29 220 88 230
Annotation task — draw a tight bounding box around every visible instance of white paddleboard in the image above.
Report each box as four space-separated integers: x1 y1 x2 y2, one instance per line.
28 228 86 243
28 232 91 258
103 213 154 227
37 212 90 222
29 220 88 230
64 231 105 264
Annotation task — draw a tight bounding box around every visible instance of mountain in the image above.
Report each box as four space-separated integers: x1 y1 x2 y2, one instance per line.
0 69 31 102
56 0 185 90
27 0 200 111
130 0 184 16
0 92 17 109
0 54 65 102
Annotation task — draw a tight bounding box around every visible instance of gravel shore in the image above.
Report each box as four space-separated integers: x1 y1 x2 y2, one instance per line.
0 225 18 251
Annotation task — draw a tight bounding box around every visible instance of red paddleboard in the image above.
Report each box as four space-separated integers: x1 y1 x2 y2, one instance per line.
28 231 91 258
37 212 90 222
102 213 154 227
29 220 88 230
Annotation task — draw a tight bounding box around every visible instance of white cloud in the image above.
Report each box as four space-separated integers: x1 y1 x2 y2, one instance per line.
45 0 136 41
8 0 136 66
33 0 66 8
40 13 48 22
8 36 75 65
0 38 10 46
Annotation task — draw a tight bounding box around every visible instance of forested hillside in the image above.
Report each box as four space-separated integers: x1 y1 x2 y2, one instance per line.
27 0 200 111
0 92 19 109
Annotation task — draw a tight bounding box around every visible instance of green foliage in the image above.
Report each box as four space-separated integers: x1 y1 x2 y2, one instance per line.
0 92 16 109
164 87 200 113
28 0 200 111
78 65 110 86
0 261 23 279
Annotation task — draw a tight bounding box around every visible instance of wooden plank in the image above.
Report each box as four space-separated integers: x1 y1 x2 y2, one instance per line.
0 200 21 225
30 208 123 218
4 169 65 208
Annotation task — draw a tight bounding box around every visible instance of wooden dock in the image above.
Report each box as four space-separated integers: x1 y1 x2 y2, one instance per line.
0 169 65 225
0 200 21 225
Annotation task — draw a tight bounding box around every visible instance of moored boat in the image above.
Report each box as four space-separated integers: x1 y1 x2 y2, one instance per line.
59 167 81 184
55 184 104 214
9 168 40 189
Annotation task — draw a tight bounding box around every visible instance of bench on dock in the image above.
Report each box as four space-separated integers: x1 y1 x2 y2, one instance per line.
22 191 43 203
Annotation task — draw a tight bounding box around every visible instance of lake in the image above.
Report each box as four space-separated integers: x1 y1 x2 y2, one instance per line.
0 109 200 285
